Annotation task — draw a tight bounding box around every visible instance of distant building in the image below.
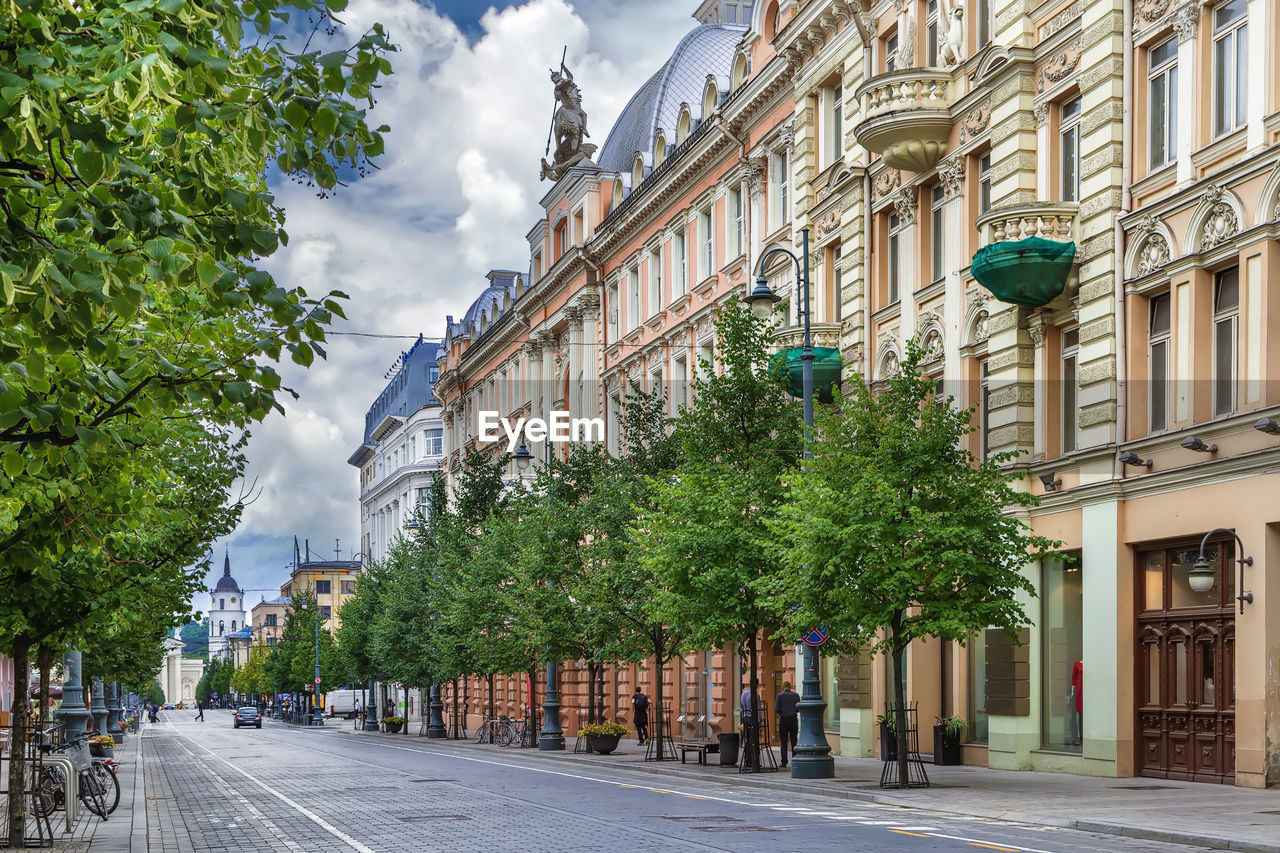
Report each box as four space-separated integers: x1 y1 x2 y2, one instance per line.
160 631 204 705
208 552 246 661
281 554 361 634
251 595 288 651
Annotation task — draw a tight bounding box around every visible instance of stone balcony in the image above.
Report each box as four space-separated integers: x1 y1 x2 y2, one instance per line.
852 69 956 173
773 321 842 351
975 202 1079 247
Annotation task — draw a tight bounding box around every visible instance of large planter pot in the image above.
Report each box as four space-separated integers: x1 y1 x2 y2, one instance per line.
879 723 898 762
933 725 963 765
384 721 403 734
586 733 621 755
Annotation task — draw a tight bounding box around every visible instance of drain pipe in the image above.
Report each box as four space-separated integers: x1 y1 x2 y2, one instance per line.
1113 0 1133 478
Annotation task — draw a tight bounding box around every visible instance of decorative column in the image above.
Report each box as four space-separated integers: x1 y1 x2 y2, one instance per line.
577 291 602 423
539 331 558 424
1172 5 1198 183
939 154 967 383
58 648 91 739
566 306 584 422
893 187 919 339
90 677 109 734
1028 314 1049 458
107 681 124 739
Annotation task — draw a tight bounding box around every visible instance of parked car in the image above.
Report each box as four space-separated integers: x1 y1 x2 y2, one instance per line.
162 703 173 710
234 707 262 729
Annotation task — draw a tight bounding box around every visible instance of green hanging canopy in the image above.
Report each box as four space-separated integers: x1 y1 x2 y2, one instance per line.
770 346 843 403
971 237 1076 308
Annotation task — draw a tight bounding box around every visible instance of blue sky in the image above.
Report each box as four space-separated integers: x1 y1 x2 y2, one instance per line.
198 0 703 614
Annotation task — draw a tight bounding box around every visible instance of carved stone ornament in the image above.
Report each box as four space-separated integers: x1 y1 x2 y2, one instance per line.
1171 2 1200 40
1027 317 1047 347
936 0 966 68
893 188 917 227
1041 2 1082 41
959 98 992 143
540 59 599 181
882 349 901 378
1034 102 1049 128
921 329 944 363
779 120 796 149
939 155 965 198
1137 232 1172 276
1132 213 1161 234
873 168 902 201
815 208 841 238
1037 39 1082 93
1200 202 1239 251
1136 0 1174 27
973 310 989 343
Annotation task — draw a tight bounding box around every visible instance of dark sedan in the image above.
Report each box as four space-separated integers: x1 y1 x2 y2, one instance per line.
233 707 262 729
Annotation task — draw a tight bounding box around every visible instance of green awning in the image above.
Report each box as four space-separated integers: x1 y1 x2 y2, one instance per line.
770 346 842 403
971 237 1076 308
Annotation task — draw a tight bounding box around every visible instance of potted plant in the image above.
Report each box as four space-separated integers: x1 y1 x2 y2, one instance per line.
578 722 628 755
88 734 115 760
933 714 965 765
876 712 897 761
379 715 405 733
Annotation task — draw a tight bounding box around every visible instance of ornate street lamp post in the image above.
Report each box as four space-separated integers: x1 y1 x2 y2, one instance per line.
744 226 835 780
514 440 564 751
58 648 91 739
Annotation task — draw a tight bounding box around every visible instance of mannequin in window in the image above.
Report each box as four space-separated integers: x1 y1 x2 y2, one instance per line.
1067 660 1083 746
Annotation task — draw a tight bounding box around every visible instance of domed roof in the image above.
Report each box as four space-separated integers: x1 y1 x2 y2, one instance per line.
596 23 746 174
213 551 241 593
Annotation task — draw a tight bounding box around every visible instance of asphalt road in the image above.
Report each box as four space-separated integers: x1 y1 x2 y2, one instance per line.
149 710 1220 853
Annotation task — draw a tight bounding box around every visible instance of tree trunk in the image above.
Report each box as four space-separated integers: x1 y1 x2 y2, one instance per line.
487 673 495 742
891 613 910 789
7 633 32 848
747 634 761 772
585 661 597 724
596 663 605 726
651 626 666 760
37 644 53 728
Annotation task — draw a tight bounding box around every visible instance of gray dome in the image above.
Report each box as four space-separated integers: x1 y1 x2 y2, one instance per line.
213 552 241 593
596 23 746 174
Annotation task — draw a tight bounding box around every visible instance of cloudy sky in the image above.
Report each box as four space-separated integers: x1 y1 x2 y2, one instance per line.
202 0 700 612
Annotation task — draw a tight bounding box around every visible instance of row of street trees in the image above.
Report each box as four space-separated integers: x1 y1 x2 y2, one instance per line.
0 0 396 840
338 301 1058 783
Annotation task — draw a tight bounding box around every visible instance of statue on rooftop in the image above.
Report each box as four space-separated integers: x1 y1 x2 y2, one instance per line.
540 55 598 181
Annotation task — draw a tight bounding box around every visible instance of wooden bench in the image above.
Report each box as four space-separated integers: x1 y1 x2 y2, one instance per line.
675 739 719 765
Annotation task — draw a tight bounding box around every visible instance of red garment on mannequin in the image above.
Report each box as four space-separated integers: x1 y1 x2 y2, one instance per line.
1071 661 1083 712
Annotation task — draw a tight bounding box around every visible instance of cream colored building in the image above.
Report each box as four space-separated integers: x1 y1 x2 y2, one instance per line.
159 635 204 706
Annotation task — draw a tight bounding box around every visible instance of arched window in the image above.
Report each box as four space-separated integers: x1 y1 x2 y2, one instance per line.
613 178 624 209
702 79 718 120
732 53 748 89
654 132 666 167
633 154 645 188
219 620 225 636
763 0 780 40
677 104 692 144
231 620 236 632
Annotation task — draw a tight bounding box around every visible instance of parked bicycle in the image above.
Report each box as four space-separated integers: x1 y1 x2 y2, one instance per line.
34 733 117 819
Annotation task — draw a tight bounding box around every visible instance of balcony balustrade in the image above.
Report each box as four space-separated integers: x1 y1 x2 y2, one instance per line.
853 69 955 173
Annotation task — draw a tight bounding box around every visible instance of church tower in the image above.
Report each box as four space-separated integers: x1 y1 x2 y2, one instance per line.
208 550 246 661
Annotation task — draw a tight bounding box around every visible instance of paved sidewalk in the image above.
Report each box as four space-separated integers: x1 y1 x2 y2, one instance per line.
70 726 148 853
348 725 1280 853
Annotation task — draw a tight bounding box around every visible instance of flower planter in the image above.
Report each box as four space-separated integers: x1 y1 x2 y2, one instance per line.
384 721 403 734
586 733 621 755
932 725 963 765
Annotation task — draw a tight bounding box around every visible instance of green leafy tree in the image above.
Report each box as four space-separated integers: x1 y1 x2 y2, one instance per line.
148 682 165 707
765 341 1058 787
180 620 209 659
635 301 801 768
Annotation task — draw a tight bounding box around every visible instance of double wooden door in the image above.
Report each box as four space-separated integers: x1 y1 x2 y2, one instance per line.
1136 539 1235 783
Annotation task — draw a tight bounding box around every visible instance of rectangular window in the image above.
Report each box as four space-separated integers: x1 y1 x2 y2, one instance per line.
1062 327 1079 453
674 229 687 297
978 153 992 214
672 354 688 412
607 281 619 340
1060 96 1082 203
887 213 901 304
1149 293 1171 432
885 33 898 73
607 394 621 455
627 266 640 329
1214 267 1239 415
648 249 662 312
1148 36 1178 169
651 368 664 407
729 187 743 258
428 365 440 383
926 0 939 66
265 614 277 627
267 637 276 649
425 428 442 456
699 206 713 279
698 338 715 380
320 606 332 621
314 580 331 595
771 151 789 231
976 0 993 47
1041 552 1083 752
968 630 988 744
341 580 356 595
1213 0 1247 136
930 184 945 282
832 246 843 322
824 85 843 167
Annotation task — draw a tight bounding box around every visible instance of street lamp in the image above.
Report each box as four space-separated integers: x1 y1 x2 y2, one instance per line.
514 440 565 751
404 516 448 740
743 226 835 780
1190 528 1254 613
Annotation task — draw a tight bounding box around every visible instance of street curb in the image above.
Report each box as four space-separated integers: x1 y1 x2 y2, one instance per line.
339 730 1280 853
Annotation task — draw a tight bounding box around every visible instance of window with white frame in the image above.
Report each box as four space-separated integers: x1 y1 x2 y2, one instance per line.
698 338 715 380
887 212 901 305
651 367 664 407
976 0 993 48
674 228 687 297
978 153 992 214
930 184 945 282
627 266 640 331
699 204 713 279
607 280 619 340
885 32 898 73
1213 267 1239 416
425 428 442 456
1060 96 1082 203
648 248 662 314
1212 0 1247 137
823 84 843 168
1148 292 1171 432
770 150 789 231
1062 327 1079 453
729 187 743 258
607 394 621 455
672 353 688 412
926 0 939 66
1148 36 1178 169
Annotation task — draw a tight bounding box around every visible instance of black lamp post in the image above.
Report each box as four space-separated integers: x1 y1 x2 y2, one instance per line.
514 440 565 751
743 226 835 780
1190 528 1253 614
405 518 450 740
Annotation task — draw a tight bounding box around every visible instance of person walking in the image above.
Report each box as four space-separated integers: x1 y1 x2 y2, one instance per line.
194 700 205 722
774 681 799 768
631 686 650 745
353 698 361 729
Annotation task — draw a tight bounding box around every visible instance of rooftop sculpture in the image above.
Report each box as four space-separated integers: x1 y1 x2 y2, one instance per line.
540 55 598 181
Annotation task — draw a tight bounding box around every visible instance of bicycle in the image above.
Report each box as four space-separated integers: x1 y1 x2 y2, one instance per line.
473 716 503 744
496 717 525 747
34 735 115 819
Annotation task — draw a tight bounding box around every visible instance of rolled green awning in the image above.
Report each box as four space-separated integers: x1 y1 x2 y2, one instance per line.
770 346 842 403
971 237 1076 308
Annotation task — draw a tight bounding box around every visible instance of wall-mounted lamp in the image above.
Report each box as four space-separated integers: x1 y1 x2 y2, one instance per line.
1118 451 1152 468
1039 472 1062 492
1180 436 1217 453
1190 527 1254 613
1253 417 1280 436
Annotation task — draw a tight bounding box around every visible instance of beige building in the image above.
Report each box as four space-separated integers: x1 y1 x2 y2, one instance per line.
159 635 204 706
280 557 360 634
251 596 288 651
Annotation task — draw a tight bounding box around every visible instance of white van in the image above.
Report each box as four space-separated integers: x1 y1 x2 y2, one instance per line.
325 688 362 718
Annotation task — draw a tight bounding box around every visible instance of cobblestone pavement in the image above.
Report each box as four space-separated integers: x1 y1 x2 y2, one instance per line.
136 711 1224 853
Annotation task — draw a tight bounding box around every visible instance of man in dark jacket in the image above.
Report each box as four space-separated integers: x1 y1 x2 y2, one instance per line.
631 686 650 744
775 682 800 767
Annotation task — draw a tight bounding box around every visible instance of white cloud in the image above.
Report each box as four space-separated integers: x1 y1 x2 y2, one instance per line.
211 0 698 598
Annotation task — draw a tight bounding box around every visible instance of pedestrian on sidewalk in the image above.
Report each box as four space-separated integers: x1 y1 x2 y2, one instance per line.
194 700 204 722
631 686 650 744
353 698 361 729
775 681 799 768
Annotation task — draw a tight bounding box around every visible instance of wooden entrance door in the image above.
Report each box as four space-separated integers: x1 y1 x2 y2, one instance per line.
1136 538 1236 783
